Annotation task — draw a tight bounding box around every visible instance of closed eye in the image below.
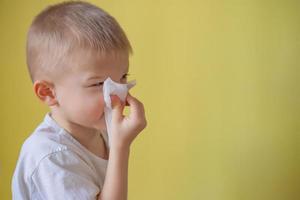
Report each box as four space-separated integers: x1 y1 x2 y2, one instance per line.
90 82 104 87
89 74 129 87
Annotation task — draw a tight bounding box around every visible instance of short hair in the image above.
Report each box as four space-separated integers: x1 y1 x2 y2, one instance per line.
26 1 132 82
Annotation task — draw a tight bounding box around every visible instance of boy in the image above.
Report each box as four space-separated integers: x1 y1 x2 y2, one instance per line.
12 1 147 200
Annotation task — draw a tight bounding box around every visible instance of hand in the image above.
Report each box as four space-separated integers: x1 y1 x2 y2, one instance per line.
109 93 147 149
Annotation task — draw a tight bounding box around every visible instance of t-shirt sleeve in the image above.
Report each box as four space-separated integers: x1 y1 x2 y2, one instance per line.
31 150 100 200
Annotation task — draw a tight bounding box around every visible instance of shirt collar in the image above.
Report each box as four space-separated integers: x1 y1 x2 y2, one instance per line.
44 112 63 133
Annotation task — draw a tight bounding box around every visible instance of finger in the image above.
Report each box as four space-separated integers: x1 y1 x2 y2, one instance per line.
111 95 124 121
126 93 145 120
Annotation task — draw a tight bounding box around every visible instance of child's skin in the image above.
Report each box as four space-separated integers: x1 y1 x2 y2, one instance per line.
33 48 147 200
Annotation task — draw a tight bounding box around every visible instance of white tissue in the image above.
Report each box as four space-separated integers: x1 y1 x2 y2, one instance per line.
103 77 136 148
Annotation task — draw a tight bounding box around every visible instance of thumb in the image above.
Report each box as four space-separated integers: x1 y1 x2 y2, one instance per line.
110 95 124 121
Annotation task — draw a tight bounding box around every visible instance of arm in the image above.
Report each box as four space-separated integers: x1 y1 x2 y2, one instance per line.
98 93 147 200
98 146 130 200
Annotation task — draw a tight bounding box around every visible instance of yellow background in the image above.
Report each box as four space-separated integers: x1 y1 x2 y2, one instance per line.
0 0 299 199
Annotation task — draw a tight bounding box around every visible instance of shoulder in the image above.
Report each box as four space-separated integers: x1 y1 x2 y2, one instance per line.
12 117 71 198
12 114 103 199
29 150 100 199
32 149 94 178
13 116 73 179
21 123 68 165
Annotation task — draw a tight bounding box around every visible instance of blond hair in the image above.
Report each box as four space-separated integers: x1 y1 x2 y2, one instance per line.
26 1 132 82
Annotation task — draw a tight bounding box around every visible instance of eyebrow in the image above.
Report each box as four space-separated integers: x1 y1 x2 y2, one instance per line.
85 71 129 81
86 76 105 81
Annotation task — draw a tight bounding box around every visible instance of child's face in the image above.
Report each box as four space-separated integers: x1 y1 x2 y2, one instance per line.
53 50 129 132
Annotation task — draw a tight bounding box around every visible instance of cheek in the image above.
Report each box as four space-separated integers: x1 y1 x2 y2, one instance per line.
84 92 105 118
59 86 106 121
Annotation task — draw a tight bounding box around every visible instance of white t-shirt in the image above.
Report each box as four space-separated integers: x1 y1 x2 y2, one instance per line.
12 113 109 200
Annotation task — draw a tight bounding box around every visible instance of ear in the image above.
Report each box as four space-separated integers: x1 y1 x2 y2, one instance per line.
33 80 58 106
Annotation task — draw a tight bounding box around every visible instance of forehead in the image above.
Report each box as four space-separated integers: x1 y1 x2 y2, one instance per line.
69 49 129 75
